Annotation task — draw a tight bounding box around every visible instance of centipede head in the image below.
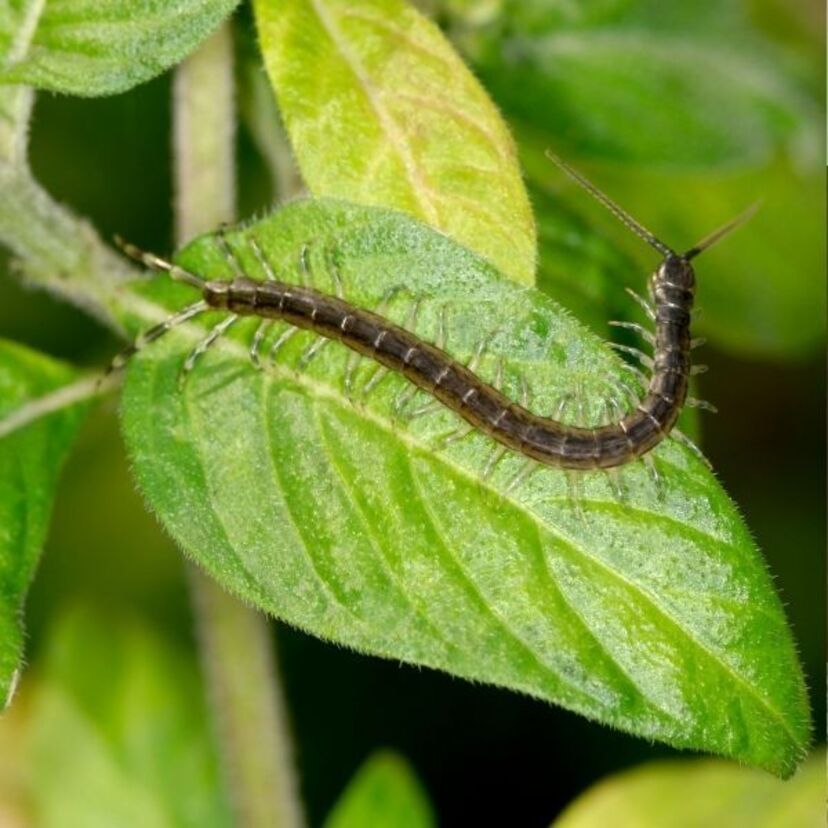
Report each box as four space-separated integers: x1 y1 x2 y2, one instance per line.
653 254 696 294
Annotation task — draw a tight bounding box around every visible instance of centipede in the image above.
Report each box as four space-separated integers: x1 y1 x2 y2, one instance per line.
112 155 754 472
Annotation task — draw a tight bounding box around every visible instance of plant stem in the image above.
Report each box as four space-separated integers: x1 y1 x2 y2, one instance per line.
174 24 304 828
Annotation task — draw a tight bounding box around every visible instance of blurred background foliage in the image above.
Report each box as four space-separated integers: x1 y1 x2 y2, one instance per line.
0 0 823 825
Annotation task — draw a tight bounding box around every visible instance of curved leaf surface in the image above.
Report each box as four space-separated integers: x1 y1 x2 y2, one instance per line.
554 751 825 827
0 0 239 96
120 199 810 775
0 340 90 710
324 751 434 828
254 0 536 285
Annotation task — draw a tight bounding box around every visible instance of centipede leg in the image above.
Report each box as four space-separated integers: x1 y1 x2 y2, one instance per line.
685 396 718 413
434 425 475 448
392 383 420 419
552 392 574 423
298 241 313 286
249 320 272 369
180 313 240 382
670 427 712 469
481 446 508 481
325 245 345 298
566 470 587 522
105 300 209 377
343 351 362 399
618 361 649 390
608 374 640 410
296 335 330 370
250 235 278 282
608 320 655 345
215 225 245 279
361 364 391 398
642 454 664 500
601 397 627 502
503 459 538 498
604 467 625 502
436 305 448 350
268 325 299 365
625 287 656 321
608 342 654 369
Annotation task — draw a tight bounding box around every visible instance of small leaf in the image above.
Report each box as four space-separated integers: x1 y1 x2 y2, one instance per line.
0 0 240 97
324 751 435 828
554 751 825 827
0 340 91 710
120 199 810 775
254 0 536 284
26 607 231 828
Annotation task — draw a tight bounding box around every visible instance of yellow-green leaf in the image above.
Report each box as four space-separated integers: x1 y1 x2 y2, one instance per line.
254 0 536 284
554 752 825 828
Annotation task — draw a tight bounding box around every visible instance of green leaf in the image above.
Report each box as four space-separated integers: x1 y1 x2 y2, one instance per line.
26 607 231 828
119 199 810 775
254 0 536 285
324 751 435 828
464 4 819 169
0 339 91 711
554 751 825 827
0 0 240 97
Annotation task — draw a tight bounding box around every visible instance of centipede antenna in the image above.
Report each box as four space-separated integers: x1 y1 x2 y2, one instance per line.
114 235 205 290
684 201 761 260
545 150 674 258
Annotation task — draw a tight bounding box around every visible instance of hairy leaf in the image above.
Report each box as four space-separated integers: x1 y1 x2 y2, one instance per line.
27 607 231 828
254 0 536 285
0 340 91 710
0 0 240 96
120 199 810 775
324 751 435 828
554 751 825 827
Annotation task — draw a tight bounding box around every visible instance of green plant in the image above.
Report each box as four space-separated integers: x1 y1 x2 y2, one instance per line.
0 0 822 824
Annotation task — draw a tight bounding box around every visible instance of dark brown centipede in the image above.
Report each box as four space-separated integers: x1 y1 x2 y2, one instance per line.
112 156 755 471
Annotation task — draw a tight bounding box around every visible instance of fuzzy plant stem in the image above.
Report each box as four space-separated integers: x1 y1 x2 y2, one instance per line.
173 23 305 828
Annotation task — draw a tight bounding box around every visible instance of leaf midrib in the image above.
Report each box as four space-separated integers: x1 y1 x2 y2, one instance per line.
308 0 441 226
